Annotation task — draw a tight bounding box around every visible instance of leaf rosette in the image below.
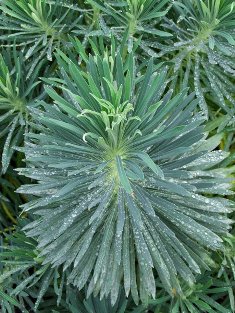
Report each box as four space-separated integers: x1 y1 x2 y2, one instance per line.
0 48 44 173
84 0 172 53
18 40 234 305
0 0 83 78
154 0 235 118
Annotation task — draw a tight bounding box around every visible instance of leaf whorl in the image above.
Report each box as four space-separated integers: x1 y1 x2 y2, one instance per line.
18 43 234 305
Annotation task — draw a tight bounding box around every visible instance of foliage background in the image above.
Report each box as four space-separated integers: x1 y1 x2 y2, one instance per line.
0 0 234 312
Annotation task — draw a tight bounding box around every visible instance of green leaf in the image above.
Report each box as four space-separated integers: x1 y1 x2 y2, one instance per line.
132 152 164 178
0 290 21 308
116 155 132 193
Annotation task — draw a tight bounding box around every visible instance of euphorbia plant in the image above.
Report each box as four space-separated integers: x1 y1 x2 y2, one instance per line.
158 0 235 117
0 1 234 312
86 0 172 52
0 48 44 173
17 40 234 305
0 0 83 77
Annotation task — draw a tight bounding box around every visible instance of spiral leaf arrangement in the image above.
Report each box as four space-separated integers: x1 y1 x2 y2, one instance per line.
0 1 234 312
0 0 83 77
158 0 235 117
0 48 44 173
17 41 234 305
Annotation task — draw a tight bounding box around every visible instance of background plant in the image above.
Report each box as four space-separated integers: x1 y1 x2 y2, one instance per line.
84 0 172 53
157 0 235 119
0 0 234 312
0 0 84 77
0 47 45 173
